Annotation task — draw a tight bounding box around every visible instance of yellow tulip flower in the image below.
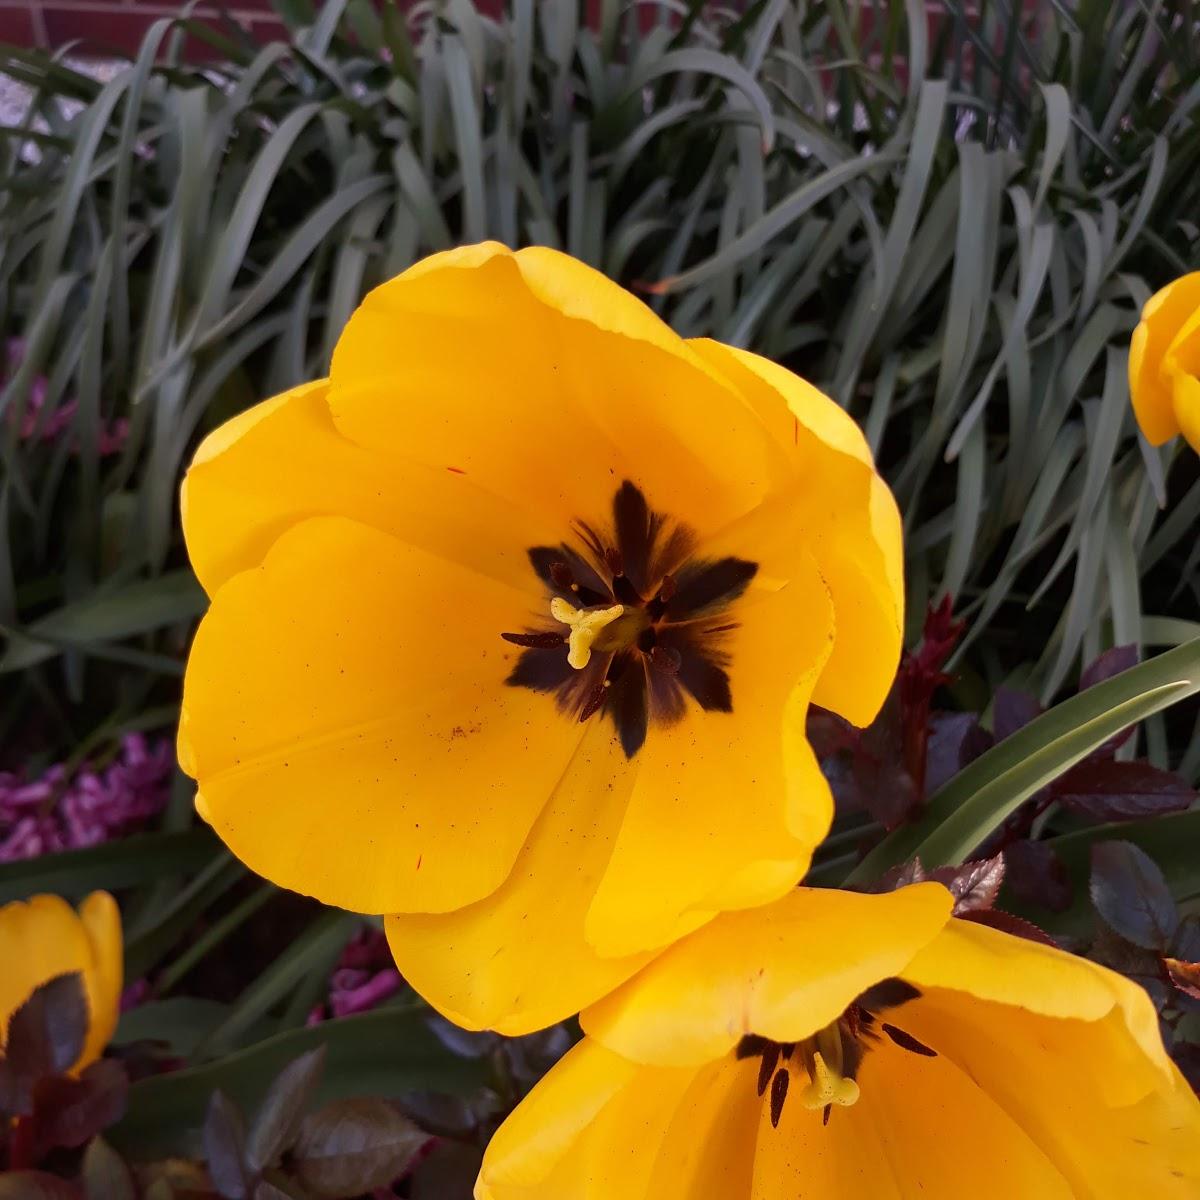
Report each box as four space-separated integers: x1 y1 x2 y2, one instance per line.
478 884 1200 1199
0 892 122 1072
179 244 903 1033
1130 271 1200 452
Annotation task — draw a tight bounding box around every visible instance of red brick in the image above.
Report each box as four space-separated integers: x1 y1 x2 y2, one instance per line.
39 5 234 53
246 14 288 41
0 4 39 44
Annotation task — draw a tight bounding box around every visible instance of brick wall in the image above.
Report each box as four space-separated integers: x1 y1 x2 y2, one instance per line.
0 2 1014 72
0 0 507 54
0 0 282 52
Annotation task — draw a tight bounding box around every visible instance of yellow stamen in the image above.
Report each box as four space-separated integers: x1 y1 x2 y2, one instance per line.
798 1050 860 1111
550 598 625 669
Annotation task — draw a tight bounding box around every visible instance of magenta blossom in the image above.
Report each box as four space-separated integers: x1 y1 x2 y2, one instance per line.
4 337 129 456
0 733 173 862
308 926 403 1025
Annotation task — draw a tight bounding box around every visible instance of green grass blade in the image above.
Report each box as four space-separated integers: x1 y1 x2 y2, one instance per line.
848 639 1200 880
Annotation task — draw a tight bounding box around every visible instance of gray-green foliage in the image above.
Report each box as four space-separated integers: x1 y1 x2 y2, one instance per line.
0 0 1197 756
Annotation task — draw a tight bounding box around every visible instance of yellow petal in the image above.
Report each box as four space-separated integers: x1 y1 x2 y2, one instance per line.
1171 367 1200 454
181 515 584 915
183 380 337 593
582 547 836 958
329 247 783 543
475 1038 675 1200
687 339 903 727
903 986 1200 1196
182 377 556 598
401 240 510 280
1129 272 1200 445
581 883 953 1066
375 242 734 398
902 915 1174 1083
76 891 123 1068
0 892 123 1072
646 1056 760 1199
513 246 722 381
478 1054 757 1200
752 1028 1073 1199
386 718 655 1035
387 547 838 1030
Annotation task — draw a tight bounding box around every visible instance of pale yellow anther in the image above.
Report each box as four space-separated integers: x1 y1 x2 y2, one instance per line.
799 1051 860 1111
550 598 625 669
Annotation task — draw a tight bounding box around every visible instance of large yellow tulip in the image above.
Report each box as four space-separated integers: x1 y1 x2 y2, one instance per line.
479 884 1200 1199
179 244 903 1033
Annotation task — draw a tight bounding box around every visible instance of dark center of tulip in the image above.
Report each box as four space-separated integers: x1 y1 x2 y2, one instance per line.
501 480 757 758
736 978 937 1129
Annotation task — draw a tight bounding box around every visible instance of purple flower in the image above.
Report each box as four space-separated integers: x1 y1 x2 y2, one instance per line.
309 926 403 1024
0 733 173 862
4 337 129 457
120 978 151 1012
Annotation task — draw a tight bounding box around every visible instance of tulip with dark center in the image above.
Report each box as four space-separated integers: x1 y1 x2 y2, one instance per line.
179 243 904 1035
478 885 1200 1199
736 977 935 1128
501 480 757 758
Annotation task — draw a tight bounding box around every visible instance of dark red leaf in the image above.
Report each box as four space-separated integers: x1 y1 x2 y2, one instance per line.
960 909 1061 948
992 687 1043 742
5 975 89 1096
204 1090 251 1200
0 1058 20 1115
1173 915 1200 962
246 1047 326 1171
924 712 993 796
806 707 858 758
896 600 967 799
1090 841 1179 951
929 854 1006 913
908 596 965 679
868 859 926 893
840 692 922 829
32 1060 129 1160
291 1098 431 1197
1080 645 1139 691
404 1141 483 1198
1004 840 1073 912
1052 759 1196 824
1164 960 1200 1001
1090 923 1171 1009
81 1137 135 1200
